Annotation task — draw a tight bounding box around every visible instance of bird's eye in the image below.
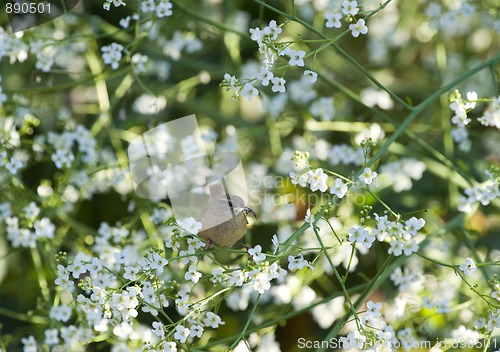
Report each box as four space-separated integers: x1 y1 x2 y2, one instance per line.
228 200 233 207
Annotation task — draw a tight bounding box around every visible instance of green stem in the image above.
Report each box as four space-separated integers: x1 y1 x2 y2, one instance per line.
172 0 250 39
310 223 360 328
229 294 261 349
30 248 50 302
317 255 393 352
0 305 49 324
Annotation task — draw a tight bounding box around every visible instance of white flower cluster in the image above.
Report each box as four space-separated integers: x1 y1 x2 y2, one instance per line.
390 266 423 292
30 39 57 72
325 0 368 38
348 215 425 256
101 42 125 70
335 301 401 350
0 27 29 64
479 97 500 128
0 149 26 175
449 90 500 152
328 144 364 166
290 167 349 199
223 19 318 102
4 202 55 248
379 158 426 192
424 1 499 38
45 125 97 169
141 0 173 18
104 0 173 18
162 31 203 60
13 211 291 351
458 170 500 213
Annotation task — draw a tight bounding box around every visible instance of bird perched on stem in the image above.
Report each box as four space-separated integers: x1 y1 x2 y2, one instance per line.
197 184 257 248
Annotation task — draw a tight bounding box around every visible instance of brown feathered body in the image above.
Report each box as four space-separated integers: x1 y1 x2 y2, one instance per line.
197 185 255 248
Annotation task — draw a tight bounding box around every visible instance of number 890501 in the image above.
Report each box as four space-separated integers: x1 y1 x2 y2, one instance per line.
5 2 51 14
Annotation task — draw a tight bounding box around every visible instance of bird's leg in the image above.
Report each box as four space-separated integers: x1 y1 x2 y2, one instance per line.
204 239 214 250
239 241 251 250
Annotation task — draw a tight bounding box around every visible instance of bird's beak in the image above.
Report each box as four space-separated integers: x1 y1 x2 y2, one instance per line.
243 207 258 219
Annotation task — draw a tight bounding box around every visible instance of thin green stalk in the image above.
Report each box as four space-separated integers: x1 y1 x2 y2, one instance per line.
317 254 394 352
310 223 361 329
229 294 261 349
0 306 49 324
172 0 250 39
30 248 50 302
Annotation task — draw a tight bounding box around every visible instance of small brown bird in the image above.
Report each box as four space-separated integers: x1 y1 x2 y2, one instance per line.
197 184 257 248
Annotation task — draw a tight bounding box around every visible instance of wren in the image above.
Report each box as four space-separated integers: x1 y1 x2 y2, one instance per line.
197 184 257 248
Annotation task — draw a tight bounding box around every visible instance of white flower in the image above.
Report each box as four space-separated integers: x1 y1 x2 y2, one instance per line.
156 0 173 18
248 245 266 264
228 270 246 286
101 42 124 70
366 301 382 318
310 96 335 121
464 91 478 108
211 267 224 284
402 239 419 256
241 83 259 101
359 167 377 185
163 341 177 352
178 217 202 235
459 257 477 276
257 67 274 86
189 324 204 338
349 19 368 37
44 329 59 345
308 168 328 192
49 306 72 322
330 178 348 198
34 217 55 239
123 266 139 281
119 16 131 28
288 254 312 270
303 70 318 84
289 171 309 187
204 312 225 328
271 234 279 253
478 97 500 128
150 252 168 274
288 50 306 67
224 73 238 91
174 324 190 343
348 226 368 243
271 77 286 93
405 217 425 237
152 321 165 339
342 0 359 16
250 27 264 42
263 20 282 40
388 239 404 256
304 208 314 224
21 336 37 352
185 265 202 283
325 12 343 28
